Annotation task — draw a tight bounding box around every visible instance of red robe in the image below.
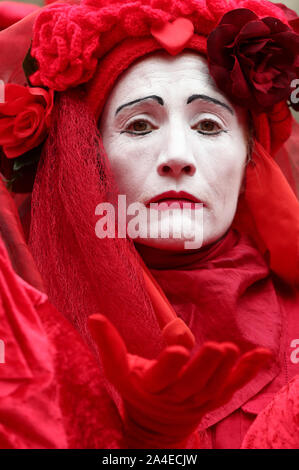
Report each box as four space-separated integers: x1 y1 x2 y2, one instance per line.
0 196 298 448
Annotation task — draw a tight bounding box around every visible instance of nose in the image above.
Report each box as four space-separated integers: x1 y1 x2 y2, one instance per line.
157 118 196 177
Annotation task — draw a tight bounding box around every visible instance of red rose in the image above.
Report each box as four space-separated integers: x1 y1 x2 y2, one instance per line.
30 4 100 91
0 84 54 159
207 8 299 111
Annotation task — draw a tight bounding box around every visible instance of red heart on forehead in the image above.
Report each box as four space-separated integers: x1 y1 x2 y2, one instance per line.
150 18 194 56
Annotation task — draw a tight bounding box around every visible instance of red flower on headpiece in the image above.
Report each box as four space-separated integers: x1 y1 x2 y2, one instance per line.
0 84 54 159
207 8 299 111
30 4 100 91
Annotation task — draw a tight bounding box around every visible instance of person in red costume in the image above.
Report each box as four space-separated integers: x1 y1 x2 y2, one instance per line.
0 0 299 449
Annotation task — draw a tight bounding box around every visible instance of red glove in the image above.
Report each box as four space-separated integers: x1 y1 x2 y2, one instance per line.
88 314 272 449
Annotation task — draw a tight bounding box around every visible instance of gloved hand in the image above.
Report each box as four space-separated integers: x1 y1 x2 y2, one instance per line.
88 314 272 449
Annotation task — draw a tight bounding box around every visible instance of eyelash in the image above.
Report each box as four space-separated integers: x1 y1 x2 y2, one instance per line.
121 119 226 136
120 119 155 136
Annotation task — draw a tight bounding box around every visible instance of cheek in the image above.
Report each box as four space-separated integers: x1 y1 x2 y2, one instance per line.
201 146 246 242
204 142 246 208
103 136 155 199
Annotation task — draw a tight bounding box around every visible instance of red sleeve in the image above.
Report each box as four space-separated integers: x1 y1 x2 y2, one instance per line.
0 179 44 291
0 234 67 448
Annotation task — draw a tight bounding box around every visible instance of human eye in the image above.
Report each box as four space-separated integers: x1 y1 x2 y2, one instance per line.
193 118 226 136
121 119 156 136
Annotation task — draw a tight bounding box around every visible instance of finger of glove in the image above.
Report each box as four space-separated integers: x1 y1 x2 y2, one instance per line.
88 314 130 389
210 347 273 409
162 318 195 350
168 342 228 402
188 342 240 408
141 345 191 394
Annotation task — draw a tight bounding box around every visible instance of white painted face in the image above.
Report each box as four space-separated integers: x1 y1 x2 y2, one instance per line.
99 51 249 251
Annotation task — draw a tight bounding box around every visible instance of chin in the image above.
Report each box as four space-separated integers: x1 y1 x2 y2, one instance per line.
135 219 234 251
134 237 193 251
133 219 205 251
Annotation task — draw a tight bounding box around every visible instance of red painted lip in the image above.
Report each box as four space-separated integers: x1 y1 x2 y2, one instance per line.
145 190 203 206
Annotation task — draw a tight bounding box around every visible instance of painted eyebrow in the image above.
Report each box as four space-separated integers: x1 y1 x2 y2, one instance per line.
115 93 234 116
187 94 234 115
115 95 164 115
